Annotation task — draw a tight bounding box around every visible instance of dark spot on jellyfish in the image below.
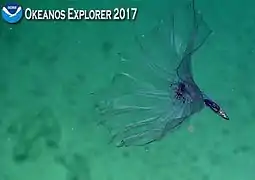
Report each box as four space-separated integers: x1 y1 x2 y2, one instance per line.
170 81 189 104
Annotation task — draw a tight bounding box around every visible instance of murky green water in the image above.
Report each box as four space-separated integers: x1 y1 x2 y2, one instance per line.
0 0 254 180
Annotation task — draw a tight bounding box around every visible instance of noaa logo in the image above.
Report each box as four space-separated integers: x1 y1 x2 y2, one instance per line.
1 3 23 23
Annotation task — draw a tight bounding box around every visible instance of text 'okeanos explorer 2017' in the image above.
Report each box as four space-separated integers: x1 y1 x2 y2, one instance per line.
24 8 138 21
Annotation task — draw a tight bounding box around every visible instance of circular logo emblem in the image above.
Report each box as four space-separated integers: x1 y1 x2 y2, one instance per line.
1 3 23 24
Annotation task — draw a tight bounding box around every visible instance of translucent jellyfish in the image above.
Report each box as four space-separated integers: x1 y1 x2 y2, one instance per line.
95 0 213 147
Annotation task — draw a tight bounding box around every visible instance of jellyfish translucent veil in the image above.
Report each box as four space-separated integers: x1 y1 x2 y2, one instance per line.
95 0 212 147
